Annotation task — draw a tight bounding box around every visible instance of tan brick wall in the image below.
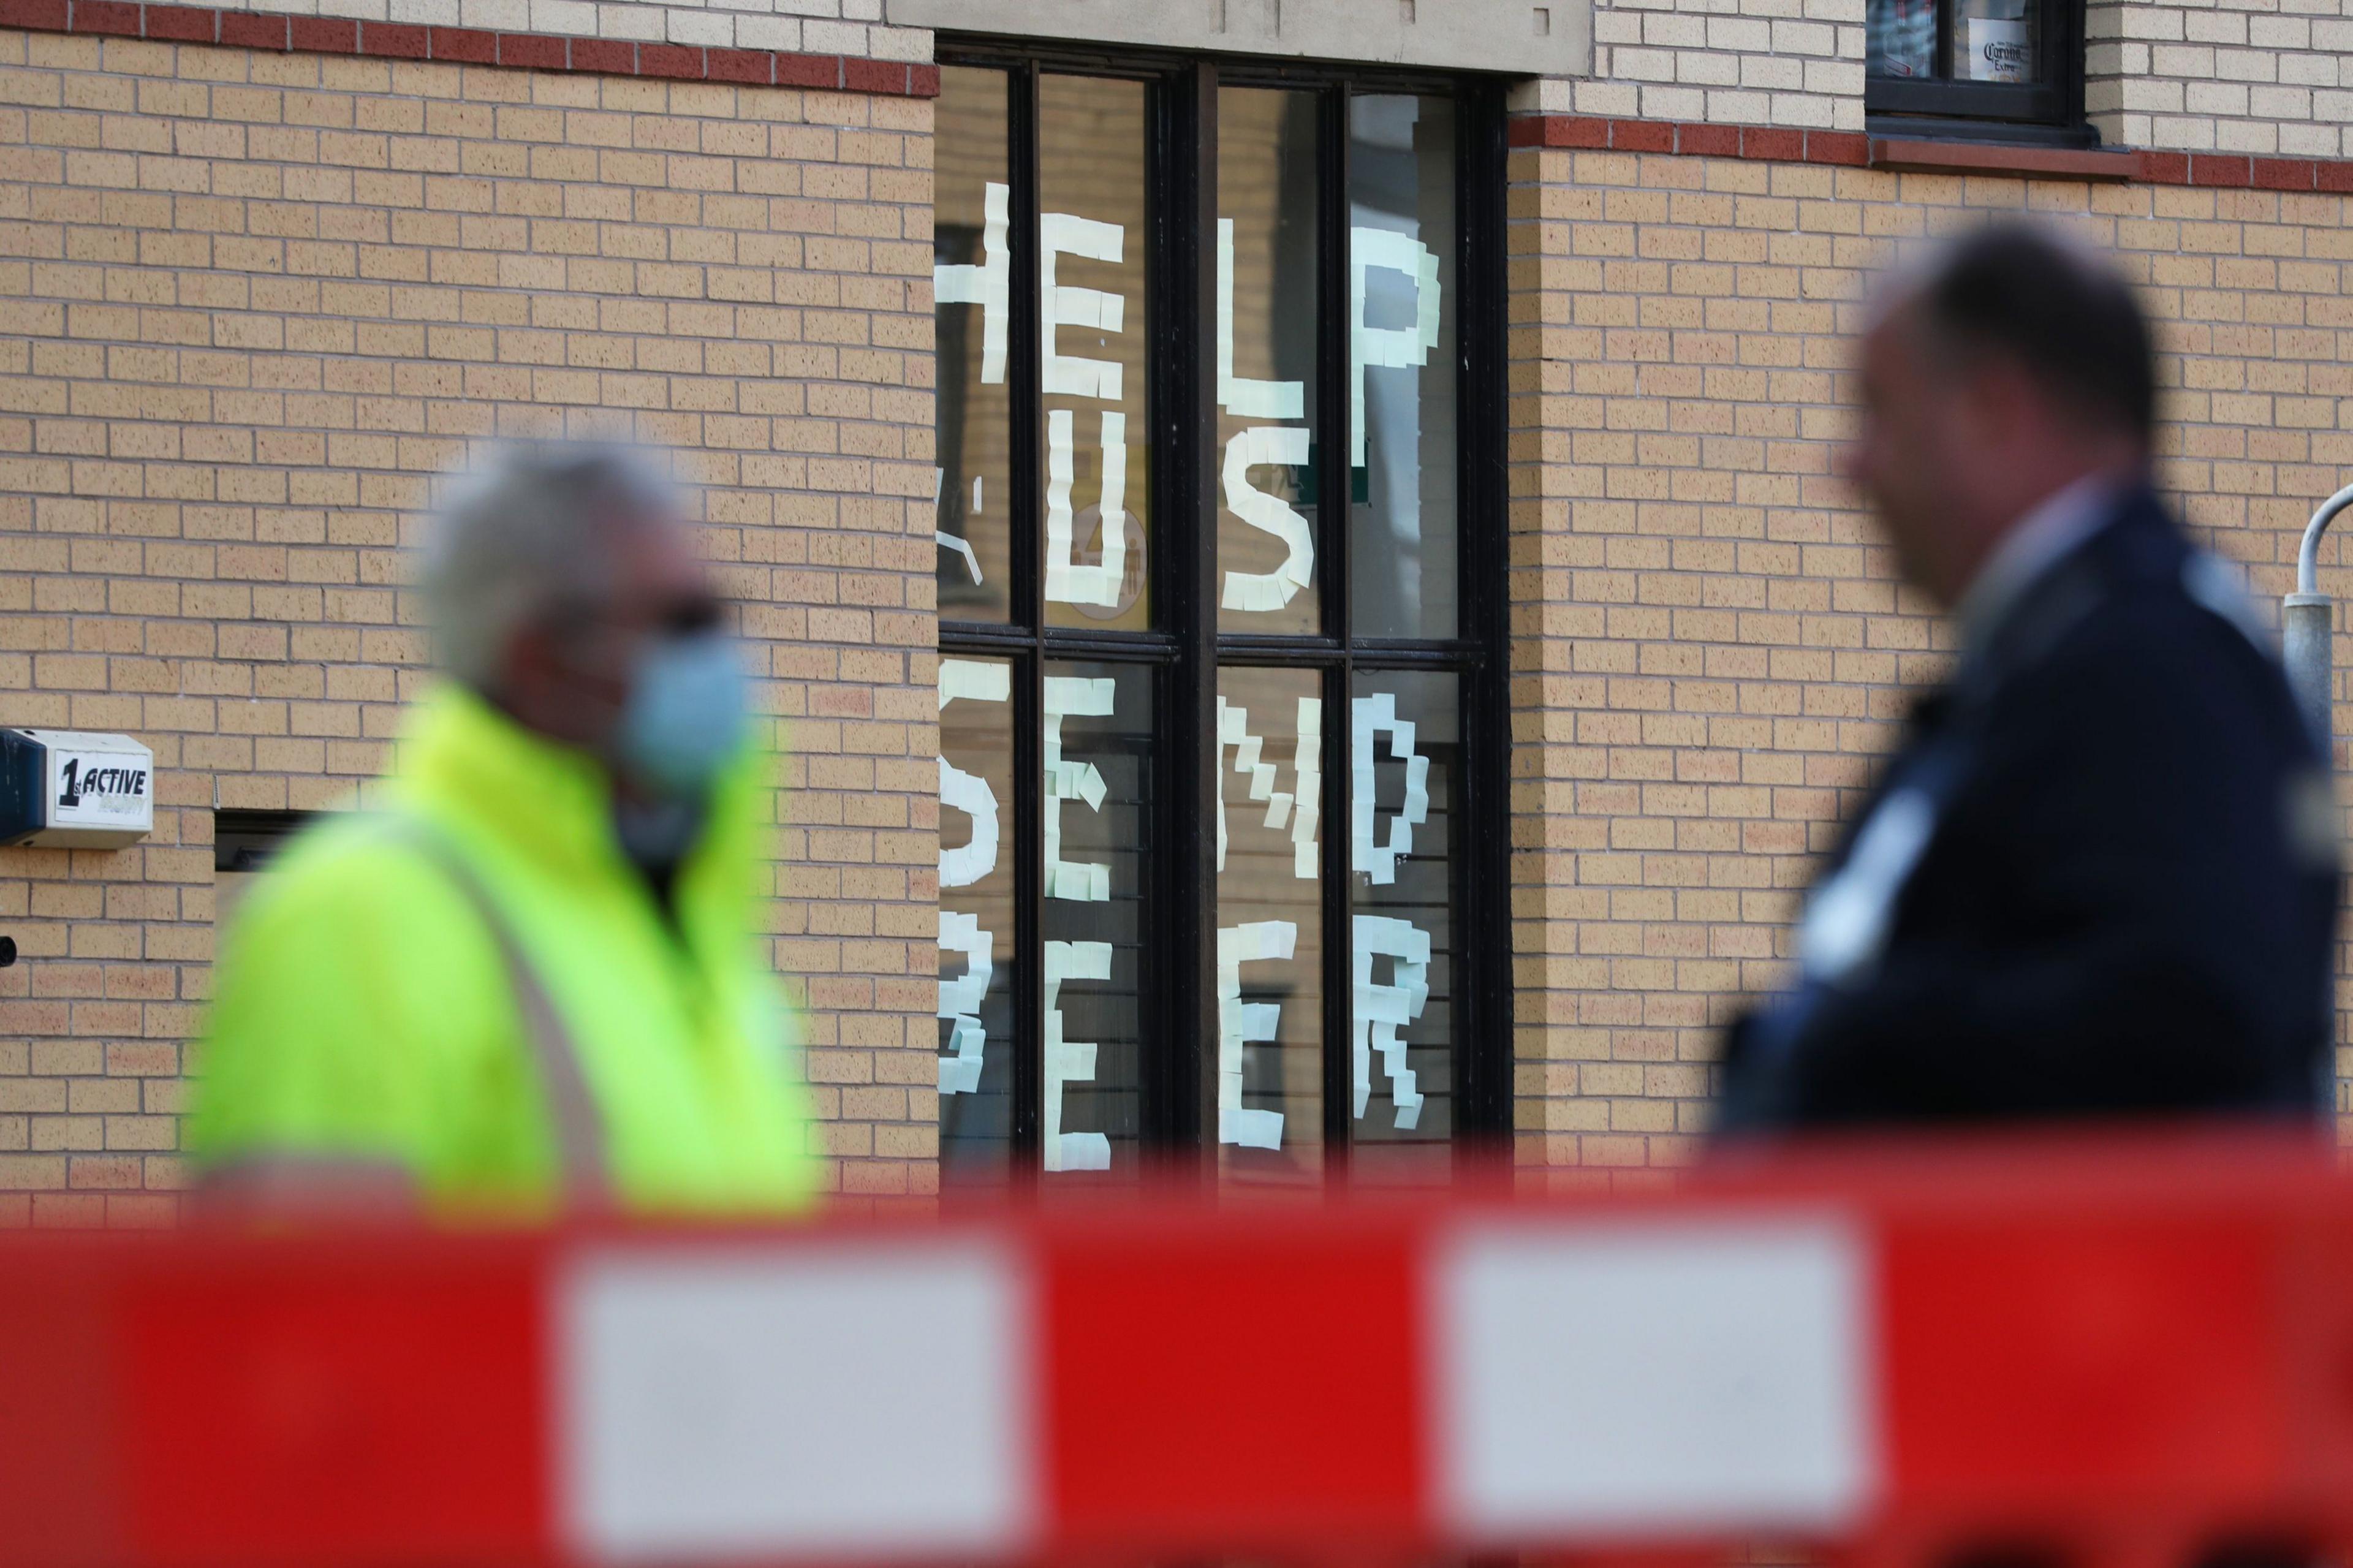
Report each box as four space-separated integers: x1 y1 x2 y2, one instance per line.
1503 0 2352 157
13 22 2352 1215
1505 147 2353 1173
0 28 939 1221
2087 0 2353 158
1534 0 1867 134
931 0 2353 175
145 0 929 71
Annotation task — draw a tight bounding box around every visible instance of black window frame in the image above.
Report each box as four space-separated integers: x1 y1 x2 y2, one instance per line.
214 809 312 874
933 37 1514 1187
1865 0 2091 145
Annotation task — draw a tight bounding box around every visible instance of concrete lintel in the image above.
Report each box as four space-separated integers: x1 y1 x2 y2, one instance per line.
887 0 1590 81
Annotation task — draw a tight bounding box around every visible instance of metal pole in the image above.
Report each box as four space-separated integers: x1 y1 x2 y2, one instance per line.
2283 482 2353 756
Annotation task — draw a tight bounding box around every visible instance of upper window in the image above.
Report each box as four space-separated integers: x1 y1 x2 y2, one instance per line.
931 45 1509 1192
1865 0 2086 140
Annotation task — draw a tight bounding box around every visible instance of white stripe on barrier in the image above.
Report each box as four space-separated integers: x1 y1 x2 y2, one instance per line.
1434 1214 1876 1538
561 1240 1033 1562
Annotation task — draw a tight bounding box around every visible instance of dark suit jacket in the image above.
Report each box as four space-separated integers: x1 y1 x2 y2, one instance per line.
1718 487 2340 1132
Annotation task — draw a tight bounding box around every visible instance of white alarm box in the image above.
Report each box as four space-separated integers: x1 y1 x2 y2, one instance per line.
0 729 156 847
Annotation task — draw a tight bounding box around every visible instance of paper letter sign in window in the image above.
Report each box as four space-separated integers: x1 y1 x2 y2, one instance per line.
933 56 1497 1188
1218 87 1321 635
1350 94 1458 643
934 67 1014 623
1039 75 1150 632
938 656 1015 1187
1216 666 1326 1187
1040 661 1151 1181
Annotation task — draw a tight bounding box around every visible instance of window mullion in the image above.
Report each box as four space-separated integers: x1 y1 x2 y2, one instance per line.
1009 61 1045 1180
1319 86 1355 1179
2054 0 2081 125
1007 64 1042 639
1320 85 1352 668
1145 59 1220 1172
1321 656 1353 1179
1460 81 1515 1146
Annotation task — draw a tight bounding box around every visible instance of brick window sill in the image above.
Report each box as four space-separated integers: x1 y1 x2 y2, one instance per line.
1866 138 2142 180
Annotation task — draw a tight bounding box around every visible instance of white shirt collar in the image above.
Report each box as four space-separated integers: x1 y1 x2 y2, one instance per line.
1952 474 2121 657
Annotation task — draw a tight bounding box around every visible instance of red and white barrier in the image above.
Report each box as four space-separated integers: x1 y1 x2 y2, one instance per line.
4 1130 2352 1568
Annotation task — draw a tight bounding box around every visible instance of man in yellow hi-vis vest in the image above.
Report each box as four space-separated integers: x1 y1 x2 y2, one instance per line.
191 442 820 1216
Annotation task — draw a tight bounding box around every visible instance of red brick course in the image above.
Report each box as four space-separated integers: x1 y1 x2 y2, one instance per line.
0 0 941 93
1506 114 2353 190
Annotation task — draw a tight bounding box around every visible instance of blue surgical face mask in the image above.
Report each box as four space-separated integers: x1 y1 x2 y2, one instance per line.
614 629 748 800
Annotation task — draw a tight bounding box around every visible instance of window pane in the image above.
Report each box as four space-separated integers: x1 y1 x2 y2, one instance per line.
1216 87 1322 637
1043 660 1151 1180
1216 665 1326 1187
1348 669 1458 1184
1867 0 1936 76
1039 75 1151 632
1349 94 1457 642
1952 0 2037 81
938 655 1016 1185
934 67 1014 622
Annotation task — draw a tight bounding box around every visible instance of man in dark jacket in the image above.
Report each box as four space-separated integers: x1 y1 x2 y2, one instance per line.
1716 223 2340 1132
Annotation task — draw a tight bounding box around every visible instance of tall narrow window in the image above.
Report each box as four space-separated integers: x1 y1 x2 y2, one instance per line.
1348 668 1460 1184
938 654 1015 1185
1040 659 1151 1180
1216 663 1325 1187
1348 94 1458 642
931 48 1507 1187
1216 86 1319 639
934 66 1014 620
1039 77 1151 634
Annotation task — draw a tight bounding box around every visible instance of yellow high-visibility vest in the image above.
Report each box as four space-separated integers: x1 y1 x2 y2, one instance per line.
191 684 820 1217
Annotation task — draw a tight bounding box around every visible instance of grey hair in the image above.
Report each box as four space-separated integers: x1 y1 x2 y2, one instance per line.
420 441 681 689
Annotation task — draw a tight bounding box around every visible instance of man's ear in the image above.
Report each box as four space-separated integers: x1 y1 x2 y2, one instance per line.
498 616 632 754
487 619 578 737
502 621 553 677
492 621 550 704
